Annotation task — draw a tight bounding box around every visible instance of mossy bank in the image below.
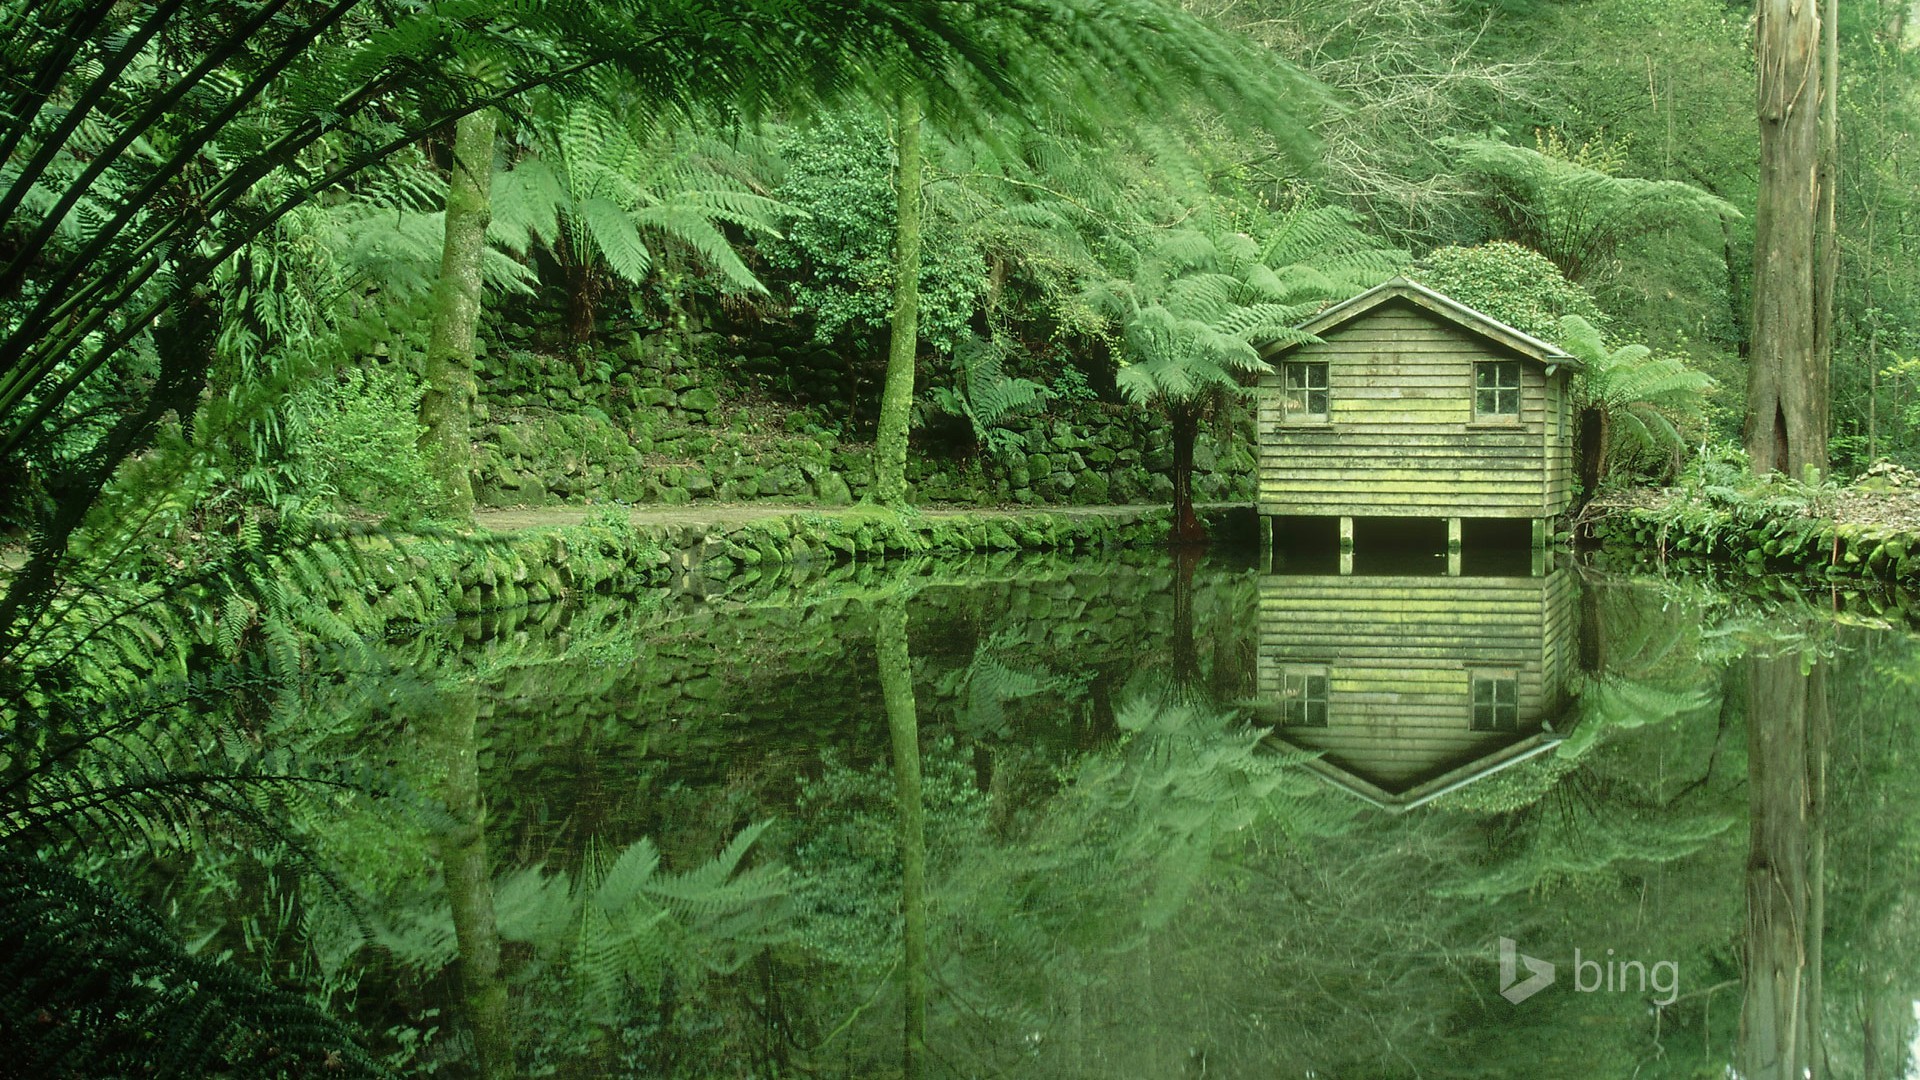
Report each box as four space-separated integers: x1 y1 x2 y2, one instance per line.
1586 464 1920 587
370 504 1234 627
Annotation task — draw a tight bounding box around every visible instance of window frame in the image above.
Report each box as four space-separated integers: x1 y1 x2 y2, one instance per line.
1282 361 1330 424
1281 664 1331 727
1473 360 1522 420
1469 669 1520 732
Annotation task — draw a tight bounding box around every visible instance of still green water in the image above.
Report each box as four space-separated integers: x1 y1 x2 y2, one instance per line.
266 548 1920 1078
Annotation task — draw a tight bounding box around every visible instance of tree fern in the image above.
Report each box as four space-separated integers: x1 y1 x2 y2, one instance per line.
1440 133 1739 283
1556 313 1717 482
379 822 791 1025
495 90 788 344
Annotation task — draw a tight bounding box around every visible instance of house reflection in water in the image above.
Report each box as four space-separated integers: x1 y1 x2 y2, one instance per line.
1255 552 1579 811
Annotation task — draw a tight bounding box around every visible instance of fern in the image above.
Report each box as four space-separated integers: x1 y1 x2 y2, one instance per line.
923 334 1050 460
0 853 391 1078
1441 133 1739 283
1555 314 1717 481
495 90 788 343
379 823 791 1025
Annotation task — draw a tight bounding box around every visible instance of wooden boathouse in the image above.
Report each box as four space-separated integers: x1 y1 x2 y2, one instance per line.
1256 277 1580 569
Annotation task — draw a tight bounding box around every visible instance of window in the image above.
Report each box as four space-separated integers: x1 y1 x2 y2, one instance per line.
1471 671 1519 732
1475 361 1520 418
1284 362 1329 421
1282 665 1330 727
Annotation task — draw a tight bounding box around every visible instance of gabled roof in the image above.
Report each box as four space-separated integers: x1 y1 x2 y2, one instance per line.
1264 276 1582 370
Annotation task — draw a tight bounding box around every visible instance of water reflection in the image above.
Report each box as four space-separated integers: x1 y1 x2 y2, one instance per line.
144 547 1920 1077
1256 559 1579 810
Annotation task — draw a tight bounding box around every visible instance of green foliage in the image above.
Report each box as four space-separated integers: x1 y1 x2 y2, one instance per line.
289 365 445 521
494 91 787 341
1439 133 1739 284
383 824 789 1026
1556 314 1717 480
0 854 389 1079
921 335 1051 460
1093 205 1403 410
768 114 988 355
1414 241 1603 339
791 738 990 972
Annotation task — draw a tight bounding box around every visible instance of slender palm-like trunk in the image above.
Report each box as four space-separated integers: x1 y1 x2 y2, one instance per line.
563 248 601 347
876 603 927 1077
1169 545 1202 698
1167 403 1205 545
1746 0 1826 477
419 109 498 519
870 88 925 506
1576 405 1610 500
433 685 517 1080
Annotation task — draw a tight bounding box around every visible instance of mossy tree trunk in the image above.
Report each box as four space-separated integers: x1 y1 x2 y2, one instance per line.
1746 0 1827 478
432 684 517 1080
419 109 498 520
870 88 925 507
876 602 927 1077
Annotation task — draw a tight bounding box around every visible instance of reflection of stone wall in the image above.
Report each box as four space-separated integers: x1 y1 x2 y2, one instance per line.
470 332 1254 508
461 554 1262 860
347 506 1213 637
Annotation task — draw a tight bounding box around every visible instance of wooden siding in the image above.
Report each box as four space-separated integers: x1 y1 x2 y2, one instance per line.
1257 300 1575 518
1253 567 1578 793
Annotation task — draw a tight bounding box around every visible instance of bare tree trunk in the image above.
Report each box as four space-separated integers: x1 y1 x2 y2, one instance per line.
1577 405 1609 499
1746 0 1827 477
876 603 928 1078
419 109 497 520
870 88 925 507
1812 0 1840 460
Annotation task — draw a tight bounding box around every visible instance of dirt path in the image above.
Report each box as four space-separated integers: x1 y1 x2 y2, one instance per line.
473 501 1182 534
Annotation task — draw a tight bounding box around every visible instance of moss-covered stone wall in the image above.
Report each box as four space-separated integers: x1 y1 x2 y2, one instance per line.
469 331 1253 509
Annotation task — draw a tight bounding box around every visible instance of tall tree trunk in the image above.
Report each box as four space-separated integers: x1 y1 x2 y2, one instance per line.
870 88 924 507
1741 650 1827 1080
1746 0 1827 477
1168 404 1205 545
432 684 517 1080
876 603 927 1078
1812 0 1839 460
419 109 498 520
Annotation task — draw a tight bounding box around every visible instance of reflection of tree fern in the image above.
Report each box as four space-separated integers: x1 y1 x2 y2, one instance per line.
379 823 790 1025
923 334 1049 460
0 853 389 1078
1441 774 1734 902
935 627 1086 739
1031 692 1350 932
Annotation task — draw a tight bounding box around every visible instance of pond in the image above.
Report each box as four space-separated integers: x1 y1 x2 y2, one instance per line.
170 544 1920 1078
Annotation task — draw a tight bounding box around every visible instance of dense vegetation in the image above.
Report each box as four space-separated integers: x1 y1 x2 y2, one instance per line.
3 0 1920 1077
